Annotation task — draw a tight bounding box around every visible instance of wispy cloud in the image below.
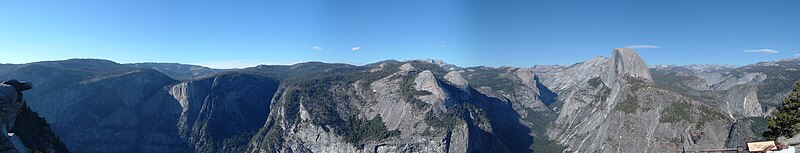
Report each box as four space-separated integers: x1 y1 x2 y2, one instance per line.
439 44 447 48
625 45 661 49
311 46 322 51
743 49 779 54
794 53 800 57
351 46 361 51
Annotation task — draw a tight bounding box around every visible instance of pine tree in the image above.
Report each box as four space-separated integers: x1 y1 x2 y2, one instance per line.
763 82 800 139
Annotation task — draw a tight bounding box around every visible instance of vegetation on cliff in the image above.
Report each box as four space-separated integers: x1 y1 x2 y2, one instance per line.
763 82 800 139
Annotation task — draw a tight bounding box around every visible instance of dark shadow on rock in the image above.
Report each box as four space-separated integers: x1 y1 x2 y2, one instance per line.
436 76 541 152
467 87 534 153
181 72 282 152
534 75 558 106
14 105 70 153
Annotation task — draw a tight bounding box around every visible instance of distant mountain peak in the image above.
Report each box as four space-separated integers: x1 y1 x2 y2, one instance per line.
414 59 458 70
126 62 227 80
612 48 653 83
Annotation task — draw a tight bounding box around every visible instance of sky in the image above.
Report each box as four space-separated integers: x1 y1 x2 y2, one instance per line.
1 0 799 68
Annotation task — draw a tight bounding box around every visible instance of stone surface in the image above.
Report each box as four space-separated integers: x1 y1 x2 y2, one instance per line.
613 48 654 83
444 71 468 92
414 70 449 106
725 85 765 118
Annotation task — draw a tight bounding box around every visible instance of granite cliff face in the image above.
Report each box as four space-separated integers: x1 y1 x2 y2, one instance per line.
1 50 797 152
169 72 280 152
611 48 653 83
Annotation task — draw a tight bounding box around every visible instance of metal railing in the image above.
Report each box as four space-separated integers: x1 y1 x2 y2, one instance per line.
679 142 800 153
681 148 745 153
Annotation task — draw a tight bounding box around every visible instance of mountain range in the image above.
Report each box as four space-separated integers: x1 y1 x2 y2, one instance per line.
3 48 799 152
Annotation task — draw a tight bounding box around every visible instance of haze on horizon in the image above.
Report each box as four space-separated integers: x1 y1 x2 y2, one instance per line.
1 0 799 69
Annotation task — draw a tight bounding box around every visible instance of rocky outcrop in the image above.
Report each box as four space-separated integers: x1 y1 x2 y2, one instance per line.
398 63 416 72
169 72 280 152
612 48 653 83
444 71 468 92
414 70 449 106
366 71 416 132
724 85 765 118
0 79 68 153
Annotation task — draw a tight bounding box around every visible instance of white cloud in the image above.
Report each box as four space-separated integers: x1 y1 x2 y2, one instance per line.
439 45 447 48
311 46 322 51
625 45 661 49
794 53 800 57
743 49 779 54
351 46 361 51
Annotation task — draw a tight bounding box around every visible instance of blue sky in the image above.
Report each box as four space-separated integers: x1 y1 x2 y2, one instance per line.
1 0 799 68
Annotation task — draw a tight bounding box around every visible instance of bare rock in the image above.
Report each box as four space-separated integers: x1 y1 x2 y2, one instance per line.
444 71 469 91
613 48 654 83
399 63 417 72
414 70 449 106
368 73 417 131
724 85 765 118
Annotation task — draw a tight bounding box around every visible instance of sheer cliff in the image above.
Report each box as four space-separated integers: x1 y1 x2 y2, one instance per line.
14 105 70 152
169 72 280 152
